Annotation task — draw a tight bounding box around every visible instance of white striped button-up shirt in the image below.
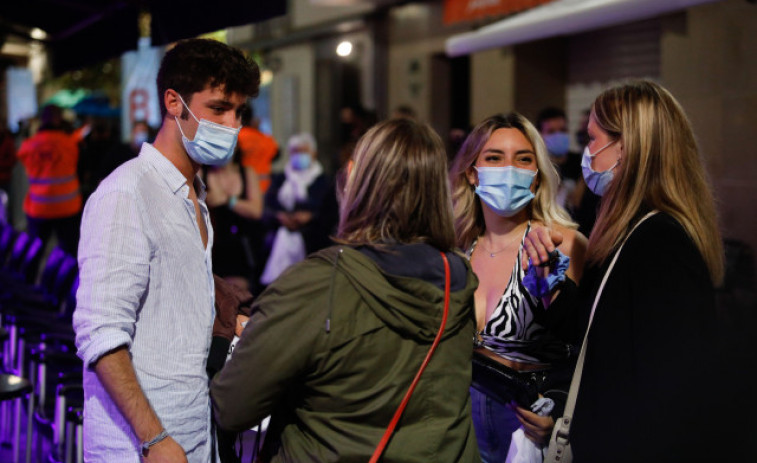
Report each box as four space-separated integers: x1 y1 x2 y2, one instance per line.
74 143 215 462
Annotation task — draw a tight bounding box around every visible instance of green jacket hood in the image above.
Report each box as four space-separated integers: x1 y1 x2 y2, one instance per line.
312 246 478 343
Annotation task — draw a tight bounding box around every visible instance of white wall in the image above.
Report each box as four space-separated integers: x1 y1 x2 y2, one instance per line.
269 43 316 169
470 47 515 125
388 36 446 124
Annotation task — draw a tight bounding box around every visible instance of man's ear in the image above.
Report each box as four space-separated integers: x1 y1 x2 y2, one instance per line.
164 89 183 119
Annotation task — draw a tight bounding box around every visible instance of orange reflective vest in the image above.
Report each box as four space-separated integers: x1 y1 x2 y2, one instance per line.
17 129 83 219
238 127 278 193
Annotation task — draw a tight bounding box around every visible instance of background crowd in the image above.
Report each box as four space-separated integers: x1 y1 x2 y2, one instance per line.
1 99 604 297
0 36 753 463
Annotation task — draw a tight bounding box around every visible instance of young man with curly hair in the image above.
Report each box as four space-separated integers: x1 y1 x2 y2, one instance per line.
74 39 260 462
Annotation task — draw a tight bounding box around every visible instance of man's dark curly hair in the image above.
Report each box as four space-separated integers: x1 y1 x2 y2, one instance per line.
535 106 566 132
156 38 260 119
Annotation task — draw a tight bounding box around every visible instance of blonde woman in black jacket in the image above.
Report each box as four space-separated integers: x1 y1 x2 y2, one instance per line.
523 81 742 462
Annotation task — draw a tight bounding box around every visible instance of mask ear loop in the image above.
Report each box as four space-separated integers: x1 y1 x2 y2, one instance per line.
175 117 192 141
174 93 201 142
585 140 620 176
607 141 622 172
609 154 622 172
176 93 201 124
586 139 616 158
176 93 242 135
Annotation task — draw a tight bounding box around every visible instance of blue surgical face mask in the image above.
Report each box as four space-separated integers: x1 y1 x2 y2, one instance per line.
474 166 537 217
175 94 241 166
581 141 619 196
543 132 571 157
290 152 312 170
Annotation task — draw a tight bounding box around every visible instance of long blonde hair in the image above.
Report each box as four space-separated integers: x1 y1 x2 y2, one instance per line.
337 118 456 251
450 113 575 250
588 80 724 285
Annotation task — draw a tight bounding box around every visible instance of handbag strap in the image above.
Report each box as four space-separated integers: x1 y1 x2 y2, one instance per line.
369 251 451 463
552 211 658 450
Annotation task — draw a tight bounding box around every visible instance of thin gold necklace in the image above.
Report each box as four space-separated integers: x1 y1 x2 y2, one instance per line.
478 223 528 258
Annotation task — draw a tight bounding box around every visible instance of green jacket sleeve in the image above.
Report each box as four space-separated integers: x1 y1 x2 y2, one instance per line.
210 257 331 431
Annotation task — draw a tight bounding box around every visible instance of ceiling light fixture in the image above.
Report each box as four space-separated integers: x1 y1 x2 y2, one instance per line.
336 41 353 57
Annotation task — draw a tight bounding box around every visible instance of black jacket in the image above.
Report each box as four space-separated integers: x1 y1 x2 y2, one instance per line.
571 212 742 462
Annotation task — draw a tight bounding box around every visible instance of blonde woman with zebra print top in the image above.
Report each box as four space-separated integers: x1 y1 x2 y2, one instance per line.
451 113 587 462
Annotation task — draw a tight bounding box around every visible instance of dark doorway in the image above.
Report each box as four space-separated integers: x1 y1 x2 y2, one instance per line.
431 53 470 162
315 58 363 174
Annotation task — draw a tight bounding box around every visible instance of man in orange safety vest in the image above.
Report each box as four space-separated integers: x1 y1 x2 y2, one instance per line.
17 104 87 255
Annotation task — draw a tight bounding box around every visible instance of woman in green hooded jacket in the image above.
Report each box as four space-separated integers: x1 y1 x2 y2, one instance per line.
211 118 480 462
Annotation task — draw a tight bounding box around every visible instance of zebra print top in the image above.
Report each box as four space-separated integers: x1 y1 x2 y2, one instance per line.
468 222 569 365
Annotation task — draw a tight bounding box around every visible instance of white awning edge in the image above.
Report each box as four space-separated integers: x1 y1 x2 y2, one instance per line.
445 0 724 57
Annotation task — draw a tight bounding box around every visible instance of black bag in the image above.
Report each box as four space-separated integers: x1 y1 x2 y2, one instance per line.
471 351 539 408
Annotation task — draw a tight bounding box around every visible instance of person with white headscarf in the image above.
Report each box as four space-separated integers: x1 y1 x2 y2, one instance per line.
260 132 331 285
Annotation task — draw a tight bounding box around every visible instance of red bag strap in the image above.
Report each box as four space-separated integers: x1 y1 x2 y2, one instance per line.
369 251 451 463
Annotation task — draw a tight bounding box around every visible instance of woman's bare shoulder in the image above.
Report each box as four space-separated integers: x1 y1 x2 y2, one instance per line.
552 225 587 254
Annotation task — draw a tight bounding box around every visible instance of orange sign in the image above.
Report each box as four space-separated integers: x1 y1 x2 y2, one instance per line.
444 0 553 25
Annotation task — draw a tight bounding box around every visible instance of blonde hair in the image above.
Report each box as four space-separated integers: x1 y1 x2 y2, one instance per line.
337 118 456 250
450 113 575 250
588 80 724 285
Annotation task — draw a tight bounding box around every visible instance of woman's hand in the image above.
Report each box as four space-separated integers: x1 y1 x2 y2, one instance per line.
235 315 249 337
291 210 313 227
521 225 563 272
277 212 298 231
513 403 555 445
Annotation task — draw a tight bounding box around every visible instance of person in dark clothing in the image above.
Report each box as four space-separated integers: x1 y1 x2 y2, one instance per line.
0 122 16 192
536 107 582 210
78 117 116 203
259 132 331 286
211 118 481 462
568 109 600 236
524 80 747 462
207 275 254 463
205 146 263 292
537 107 599 235
95 120 152 184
